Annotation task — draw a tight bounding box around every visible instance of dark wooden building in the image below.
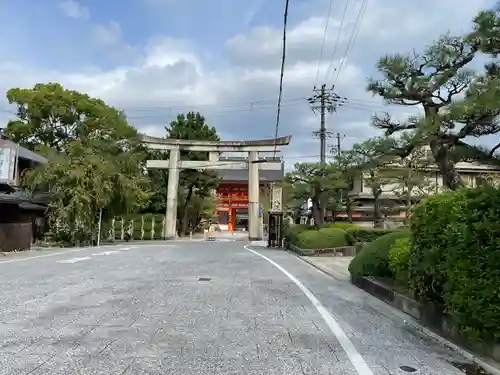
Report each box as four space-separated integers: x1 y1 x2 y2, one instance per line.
0 135 51 251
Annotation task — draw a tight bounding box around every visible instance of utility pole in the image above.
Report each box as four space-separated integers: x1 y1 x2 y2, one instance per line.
308 84 346 164
336 132 344 155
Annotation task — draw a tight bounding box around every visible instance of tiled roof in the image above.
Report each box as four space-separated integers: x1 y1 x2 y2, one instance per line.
0 138 47 164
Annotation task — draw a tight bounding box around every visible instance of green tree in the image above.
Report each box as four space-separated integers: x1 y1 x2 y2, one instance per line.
147 112 220 235
340 137 395 227
4 83 139 155
388 142 436 216
281 176 306 222
286 162 346 226
23 141 150 246
367 28 500 190
6 83 151 243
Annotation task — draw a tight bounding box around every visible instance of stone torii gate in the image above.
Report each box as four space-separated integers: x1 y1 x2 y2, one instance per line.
140 134 292 240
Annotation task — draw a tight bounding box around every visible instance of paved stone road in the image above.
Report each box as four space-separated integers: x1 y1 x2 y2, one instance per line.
0 242 470 374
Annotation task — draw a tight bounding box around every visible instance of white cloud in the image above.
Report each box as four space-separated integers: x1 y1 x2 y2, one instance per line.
2 0 498 163
58 0 89 19
92 21 122 46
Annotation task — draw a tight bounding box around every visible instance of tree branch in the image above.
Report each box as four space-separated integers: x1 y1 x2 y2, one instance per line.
489 142 500 157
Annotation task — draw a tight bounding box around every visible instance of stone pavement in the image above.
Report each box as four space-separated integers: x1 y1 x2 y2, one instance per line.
0 242 476 374
298 255 353 281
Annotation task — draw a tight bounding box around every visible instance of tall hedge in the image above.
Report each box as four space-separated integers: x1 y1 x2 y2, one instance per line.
410 186 500 342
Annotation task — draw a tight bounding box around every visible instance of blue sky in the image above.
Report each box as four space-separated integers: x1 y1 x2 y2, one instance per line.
0 0 498 162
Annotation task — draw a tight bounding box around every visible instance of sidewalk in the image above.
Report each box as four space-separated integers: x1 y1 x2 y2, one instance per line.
298 255 352 281
297 254 500 375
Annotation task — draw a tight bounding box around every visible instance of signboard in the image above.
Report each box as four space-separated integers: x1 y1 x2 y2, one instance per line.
271 186 283 212
0 143 17 184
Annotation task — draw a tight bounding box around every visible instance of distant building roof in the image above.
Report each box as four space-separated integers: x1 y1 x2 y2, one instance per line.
0 135 47 164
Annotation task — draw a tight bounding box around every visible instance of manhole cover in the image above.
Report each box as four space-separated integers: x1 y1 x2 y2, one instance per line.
399 365 417 372
198 277 211 282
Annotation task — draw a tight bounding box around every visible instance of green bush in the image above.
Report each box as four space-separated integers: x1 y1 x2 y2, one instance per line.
319 222 360 230
284 224 314 246
388 237 411 285
410 186 500 342
409 191 458 305
349 230 410 278
295 227 351 249
347 228 395 243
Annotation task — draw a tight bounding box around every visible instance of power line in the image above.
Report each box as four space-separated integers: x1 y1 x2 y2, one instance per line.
332 0 368 88
315 0 334 85
324 0 350 83
123 97 306 112
273 0 290 158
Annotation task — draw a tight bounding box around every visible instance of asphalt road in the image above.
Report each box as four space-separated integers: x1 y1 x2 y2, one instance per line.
0 242 472 374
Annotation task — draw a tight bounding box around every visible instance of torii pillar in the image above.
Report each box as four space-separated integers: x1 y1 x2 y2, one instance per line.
141 135 291 240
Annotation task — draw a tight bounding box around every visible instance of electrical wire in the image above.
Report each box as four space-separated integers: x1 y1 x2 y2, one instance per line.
324 0 350 83
314 0 334 85
125 100 308 120
180 154 331 170
332 0 368 88
124 97 306 112
2 96 402 121
272 0 290 158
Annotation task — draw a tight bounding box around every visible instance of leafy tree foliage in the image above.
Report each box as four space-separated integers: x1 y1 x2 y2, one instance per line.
282 176 307 221
146 112 220 235
24 141 150 245
6 83 151 245
4 83 139 154
338 137 395 227
285 162 346 226
367 25 500 189
388 144 436 215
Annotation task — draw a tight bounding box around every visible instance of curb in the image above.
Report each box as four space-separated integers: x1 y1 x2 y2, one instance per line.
291 252 500 375
400 315 500 375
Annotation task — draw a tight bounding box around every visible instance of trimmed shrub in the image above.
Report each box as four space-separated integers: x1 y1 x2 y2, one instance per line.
319 222 360 230
284 224 314 246
388 237 411 286
348 230 410 278
410 186 500 342
294 227 351 249
347 228 395 243
318 223 360 243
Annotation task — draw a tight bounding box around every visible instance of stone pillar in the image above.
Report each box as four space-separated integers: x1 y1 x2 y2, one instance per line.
164 147 180 239
248 151 261 241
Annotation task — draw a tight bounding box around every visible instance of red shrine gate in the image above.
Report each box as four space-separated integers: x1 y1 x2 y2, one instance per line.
215 182 249 232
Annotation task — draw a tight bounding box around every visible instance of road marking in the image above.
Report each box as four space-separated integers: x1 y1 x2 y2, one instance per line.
0 242 177 265
57 257 92 264
0 247 93 264
92 251 121 256
244 245 374 375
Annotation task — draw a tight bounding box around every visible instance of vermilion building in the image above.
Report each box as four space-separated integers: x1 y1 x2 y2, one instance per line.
214 156 284 231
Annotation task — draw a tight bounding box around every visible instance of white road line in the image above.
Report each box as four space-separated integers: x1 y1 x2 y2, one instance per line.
0 247 93 264
92 251 121 256
56 257 92 264
244 245 374 375
0 243 176 265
